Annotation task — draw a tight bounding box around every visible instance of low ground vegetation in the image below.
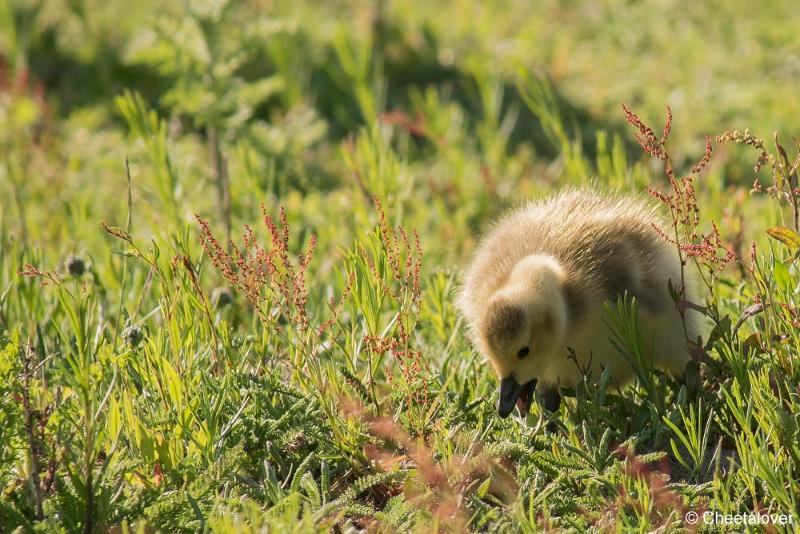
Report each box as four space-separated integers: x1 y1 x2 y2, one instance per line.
1 1 799 531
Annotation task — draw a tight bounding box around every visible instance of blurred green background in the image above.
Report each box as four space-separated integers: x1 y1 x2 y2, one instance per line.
3 0 800 256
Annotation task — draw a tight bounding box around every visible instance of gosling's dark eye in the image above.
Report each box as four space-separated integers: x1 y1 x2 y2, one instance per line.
517 346 530 359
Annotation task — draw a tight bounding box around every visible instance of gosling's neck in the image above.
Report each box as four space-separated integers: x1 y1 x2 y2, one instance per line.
500 254 568 336
506 255 565 294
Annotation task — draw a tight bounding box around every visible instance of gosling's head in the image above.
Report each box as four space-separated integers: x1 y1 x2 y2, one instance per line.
477 255 568 418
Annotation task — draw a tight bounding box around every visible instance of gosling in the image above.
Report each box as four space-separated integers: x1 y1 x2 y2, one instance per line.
457 188 703 419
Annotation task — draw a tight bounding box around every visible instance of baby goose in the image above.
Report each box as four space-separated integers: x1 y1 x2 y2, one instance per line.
457 188 703 419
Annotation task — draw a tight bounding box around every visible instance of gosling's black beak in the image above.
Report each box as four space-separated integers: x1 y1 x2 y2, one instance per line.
497 375 538 418
497 376 523 418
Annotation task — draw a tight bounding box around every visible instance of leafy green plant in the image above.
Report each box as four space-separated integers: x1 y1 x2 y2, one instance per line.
2 1 800 531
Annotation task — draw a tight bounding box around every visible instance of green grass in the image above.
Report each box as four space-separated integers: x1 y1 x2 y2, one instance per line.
1 0 800 531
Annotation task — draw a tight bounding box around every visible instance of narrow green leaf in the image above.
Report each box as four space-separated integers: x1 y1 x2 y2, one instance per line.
767 226 800 250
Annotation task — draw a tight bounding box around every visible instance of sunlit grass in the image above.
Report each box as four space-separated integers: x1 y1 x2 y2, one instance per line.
1 0 800 532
